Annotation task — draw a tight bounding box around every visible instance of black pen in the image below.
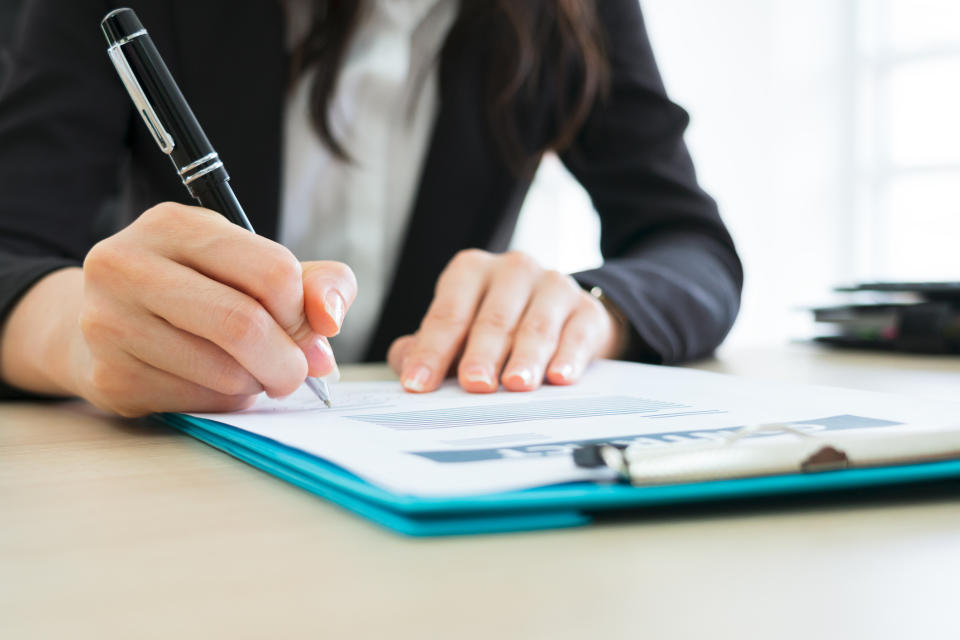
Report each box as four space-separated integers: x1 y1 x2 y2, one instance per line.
101 7 334 407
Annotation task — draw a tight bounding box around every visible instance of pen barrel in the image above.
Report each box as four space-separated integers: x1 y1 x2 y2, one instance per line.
102 8 254 232
192 179 255 232
125 47 215 172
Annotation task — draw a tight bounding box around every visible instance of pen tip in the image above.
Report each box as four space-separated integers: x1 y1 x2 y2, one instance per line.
304 376 333 408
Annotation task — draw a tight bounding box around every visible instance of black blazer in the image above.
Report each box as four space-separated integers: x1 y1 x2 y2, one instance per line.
0 0 743 397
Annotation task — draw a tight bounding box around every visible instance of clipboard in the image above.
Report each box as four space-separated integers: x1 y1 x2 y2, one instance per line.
159 412 960 537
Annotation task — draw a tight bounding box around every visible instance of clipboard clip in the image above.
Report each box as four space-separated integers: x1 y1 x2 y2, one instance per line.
800 445 849 472
573 422 850 486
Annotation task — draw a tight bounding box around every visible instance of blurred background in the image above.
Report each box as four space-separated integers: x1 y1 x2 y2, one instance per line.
516 0 960 348
2 0 958 350
0 0 19 74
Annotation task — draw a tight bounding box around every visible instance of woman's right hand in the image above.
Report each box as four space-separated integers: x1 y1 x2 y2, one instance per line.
4 202 356 417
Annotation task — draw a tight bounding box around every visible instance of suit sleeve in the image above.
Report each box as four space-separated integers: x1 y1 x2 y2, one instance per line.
0 0 129 397
562 0 743 364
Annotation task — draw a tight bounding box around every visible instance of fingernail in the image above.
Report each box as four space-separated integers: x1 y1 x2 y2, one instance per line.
316 336 334 358
555 364 575 382
305 337 337 377
324 291 345 332
402 365 431 392
463 365 494 388
506 367 534 388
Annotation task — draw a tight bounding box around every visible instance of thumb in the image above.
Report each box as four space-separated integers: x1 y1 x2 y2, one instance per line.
300 261 356 378
301 260 358 337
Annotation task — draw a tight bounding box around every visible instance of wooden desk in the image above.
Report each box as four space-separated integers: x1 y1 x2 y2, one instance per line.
3 345 960 639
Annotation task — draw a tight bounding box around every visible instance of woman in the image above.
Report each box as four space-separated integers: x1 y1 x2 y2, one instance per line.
0 0 742 416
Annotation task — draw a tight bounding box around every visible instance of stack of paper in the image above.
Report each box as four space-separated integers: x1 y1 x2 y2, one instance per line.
162 361 960 535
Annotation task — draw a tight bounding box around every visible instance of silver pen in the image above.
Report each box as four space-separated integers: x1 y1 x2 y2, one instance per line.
304 365 339 408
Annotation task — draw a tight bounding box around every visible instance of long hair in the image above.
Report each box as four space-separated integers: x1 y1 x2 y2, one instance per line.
289 0 609 171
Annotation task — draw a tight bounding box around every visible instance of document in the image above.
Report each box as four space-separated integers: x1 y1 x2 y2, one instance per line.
188 360 960 497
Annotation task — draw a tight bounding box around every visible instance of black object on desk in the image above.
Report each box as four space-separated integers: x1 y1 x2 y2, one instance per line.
812 282 960 354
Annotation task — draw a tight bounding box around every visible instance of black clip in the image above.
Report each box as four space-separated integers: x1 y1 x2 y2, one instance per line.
800 445 849 472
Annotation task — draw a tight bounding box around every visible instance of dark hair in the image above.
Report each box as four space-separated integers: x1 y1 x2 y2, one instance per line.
290 0 608 170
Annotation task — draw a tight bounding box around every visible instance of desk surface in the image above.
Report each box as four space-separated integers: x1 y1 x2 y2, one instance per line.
3 344 960 640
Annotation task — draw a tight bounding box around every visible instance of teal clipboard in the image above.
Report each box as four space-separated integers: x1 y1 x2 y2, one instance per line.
159 413 960 537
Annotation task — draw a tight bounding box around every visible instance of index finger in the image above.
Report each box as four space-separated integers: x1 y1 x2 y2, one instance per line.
159 210 309 331
400 250 492 392
139 204 341 363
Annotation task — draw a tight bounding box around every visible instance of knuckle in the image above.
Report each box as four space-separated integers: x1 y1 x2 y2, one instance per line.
138 201 185 229
214 367 256 396
434 271 457 295
83 239 126 282
408 345 446 366
518 316 557 342
437 250 488 292
564 326 591 347
286 320 314 347
262 247 302 293
210 363 258 396
425 303 471 332
543 269 574 288
473 310 514 333
77 309 120 344
283 319 312 346
503 250 540 273
217 297 271 349
451 248 489 269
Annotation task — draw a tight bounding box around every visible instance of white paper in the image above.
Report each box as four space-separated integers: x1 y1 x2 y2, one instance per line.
187 360 960 497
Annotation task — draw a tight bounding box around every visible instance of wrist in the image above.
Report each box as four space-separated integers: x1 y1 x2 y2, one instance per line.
0 267 85 396
589 286 631 359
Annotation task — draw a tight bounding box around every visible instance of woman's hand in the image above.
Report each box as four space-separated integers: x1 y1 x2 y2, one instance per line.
1 202 356 416
387 249 626 393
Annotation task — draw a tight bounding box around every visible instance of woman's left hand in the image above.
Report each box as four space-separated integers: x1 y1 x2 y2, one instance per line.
387 249 626 393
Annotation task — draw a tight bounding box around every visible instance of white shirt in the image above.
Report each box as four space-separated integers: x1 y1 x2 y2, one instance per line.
280 0 457 362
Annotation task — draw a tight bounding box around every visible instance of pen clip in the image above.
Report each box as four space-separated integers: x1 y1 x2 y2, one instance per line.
106 44 175 154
